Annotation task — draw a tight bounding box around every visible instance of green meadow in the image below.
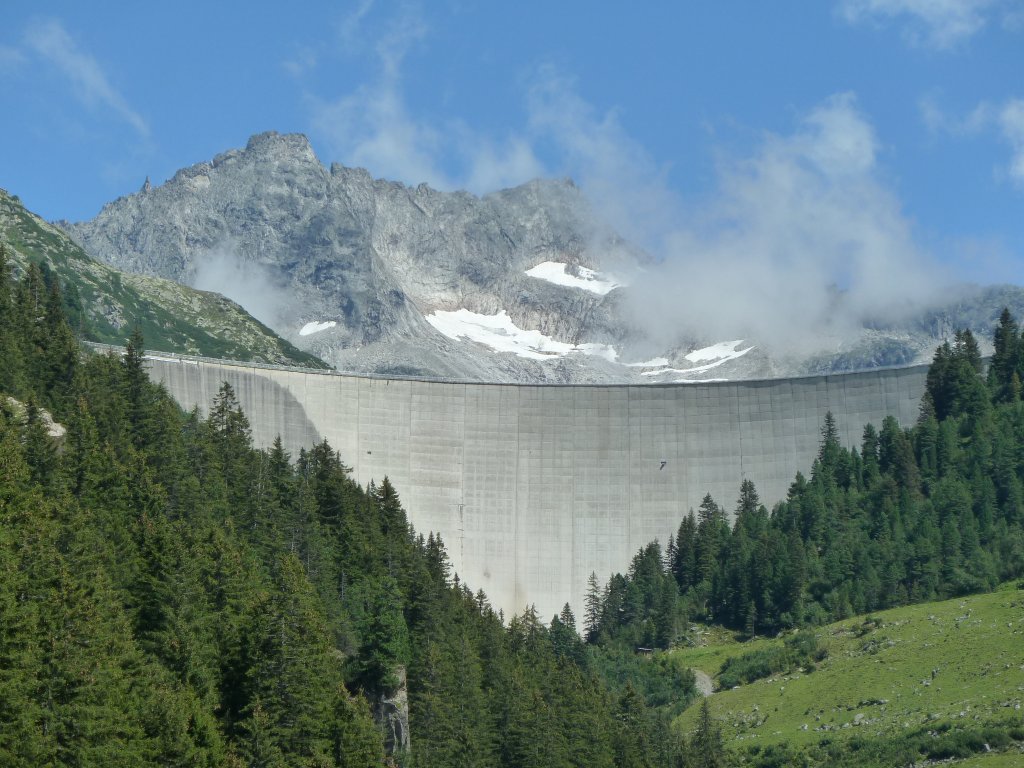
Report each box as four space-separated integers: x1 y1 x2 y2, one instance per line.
673 584 1024 764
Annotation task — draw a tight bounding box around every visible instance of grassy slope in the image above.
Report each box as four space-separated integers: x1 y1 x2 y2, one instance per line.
0 188 328 368
673 584 1024 761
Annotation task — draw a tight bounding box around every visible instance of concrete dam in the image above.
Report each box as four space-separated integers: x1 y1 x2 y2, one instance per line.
143 352 929 621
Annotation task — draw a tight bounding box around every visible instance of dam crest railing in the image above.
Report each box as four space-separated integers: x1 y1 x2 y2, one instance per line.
82 341 932 389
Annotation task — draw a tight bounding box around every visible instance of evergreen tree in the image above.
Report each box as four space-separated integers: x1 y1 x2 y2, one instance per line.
584 571 603 643
686 698 725 768
988 307 1020 402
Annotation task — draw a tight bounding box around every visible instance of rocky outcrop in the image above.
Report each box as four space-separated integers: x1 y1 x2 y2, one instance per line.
372 666 410 757
3 397 66 445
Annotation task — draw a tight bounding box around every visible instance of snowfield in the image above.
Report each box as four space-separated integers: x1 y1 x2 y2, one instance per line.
426 309 619 362
299 320 337 336
641 340 755 380
685 340 750 363
525 261 622 295
425 311 755 378
623 357 670 368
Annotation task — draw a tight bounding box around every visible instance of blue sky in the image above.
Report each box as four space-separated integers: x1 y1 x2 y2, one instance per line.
2 0 1023 288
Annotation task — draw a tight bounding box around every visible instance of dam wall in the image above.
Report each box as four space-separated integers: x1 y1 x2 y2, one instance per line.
142 352 929 622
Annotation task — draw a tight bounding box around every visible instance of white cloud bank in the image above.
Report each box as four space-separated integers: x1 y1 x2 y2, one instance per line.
192 245 289 328
923 96 1024 187
620 93 946 351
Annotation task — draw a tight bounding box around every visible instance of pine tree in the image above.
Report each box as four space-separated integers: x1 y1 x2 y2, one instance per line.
673 512 698 591
331 687 385 768
0 245 26 396
988 308 1020 402
584 571 603 643
687 698 725 768
239 553 340 763
353 574 410 692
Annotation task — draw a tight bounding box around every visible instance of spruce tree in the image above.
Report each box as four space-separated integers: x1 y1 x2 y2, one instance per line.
687 698 725 768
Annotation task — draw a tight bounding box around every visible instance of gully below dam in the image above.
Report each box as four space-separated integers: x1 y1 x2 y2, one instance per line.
142 352 928 622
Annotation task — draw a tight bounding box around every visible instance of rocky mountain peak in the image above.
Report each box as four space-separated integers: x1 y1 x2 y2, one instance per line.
243 130 321 166
59 133 1024 384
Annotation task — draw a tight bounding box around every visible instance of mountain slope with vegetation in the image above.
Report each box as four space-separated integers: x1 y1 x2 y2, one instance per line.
0 187 326 367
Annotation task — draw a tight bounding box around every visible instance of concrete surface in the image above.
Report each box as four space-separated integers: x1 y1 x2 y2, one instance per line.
143 352 929 623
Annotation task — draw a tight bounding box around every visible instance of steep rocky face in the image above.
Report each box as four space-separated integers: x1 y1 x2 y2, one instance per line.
64 132 646 382
63 132 1024 382
371 665 410 756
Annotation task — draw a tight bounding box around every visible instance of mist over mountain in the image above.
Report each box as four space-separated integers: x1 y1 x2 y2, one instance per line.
62 131 1024 382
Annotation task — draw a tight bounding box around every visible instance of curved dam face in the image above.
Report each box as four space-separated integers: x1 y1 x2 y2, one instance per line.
144 353 929 622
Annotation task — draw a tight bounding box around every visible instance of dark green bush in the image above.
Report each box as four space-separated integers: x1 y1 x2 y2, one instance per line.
718 630 826 688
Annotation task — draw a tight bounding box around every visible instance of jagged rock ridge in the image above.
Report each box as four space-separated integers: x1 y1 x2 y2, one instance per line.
62 132 1024 382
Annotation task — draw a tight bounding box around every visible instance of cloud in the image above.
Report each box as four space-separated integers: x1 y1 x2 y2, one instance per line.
838 0 1000 49
314 83 449 187
311 4 454 187
311 3 547 194
621 93 947 352
525 69 680 250
923 96 1024 186
191 244 289 328
457 133 546 194
306 7 947 353
283 47 318 78
0 44 25 70
997 99 1024 184
23 18 148 136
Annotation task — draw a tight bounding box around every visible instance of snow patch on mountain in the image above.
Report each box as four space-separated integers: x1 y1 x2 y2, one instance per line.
641 340 755 379
619 357 667 368
685 340 752 363
426 309 619 362
300 320 337 336
525 261 622 296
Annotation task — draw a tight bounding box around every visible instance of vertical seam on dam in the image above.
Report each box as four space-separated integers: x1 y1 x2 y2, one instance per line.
513 386 521 615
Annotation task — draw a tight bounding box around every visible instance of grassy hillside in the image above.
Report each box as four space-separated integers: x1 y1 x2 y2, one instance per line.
673 584 1024 765
0 187 327 368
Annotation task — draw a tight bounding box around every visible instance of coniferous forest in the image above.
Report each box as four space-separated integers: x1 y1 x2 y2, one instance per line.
4 241 1024 767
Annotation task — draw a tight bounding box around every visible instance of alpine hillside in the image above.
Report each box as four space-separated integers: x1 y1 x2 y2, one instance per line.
1 187 326 368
